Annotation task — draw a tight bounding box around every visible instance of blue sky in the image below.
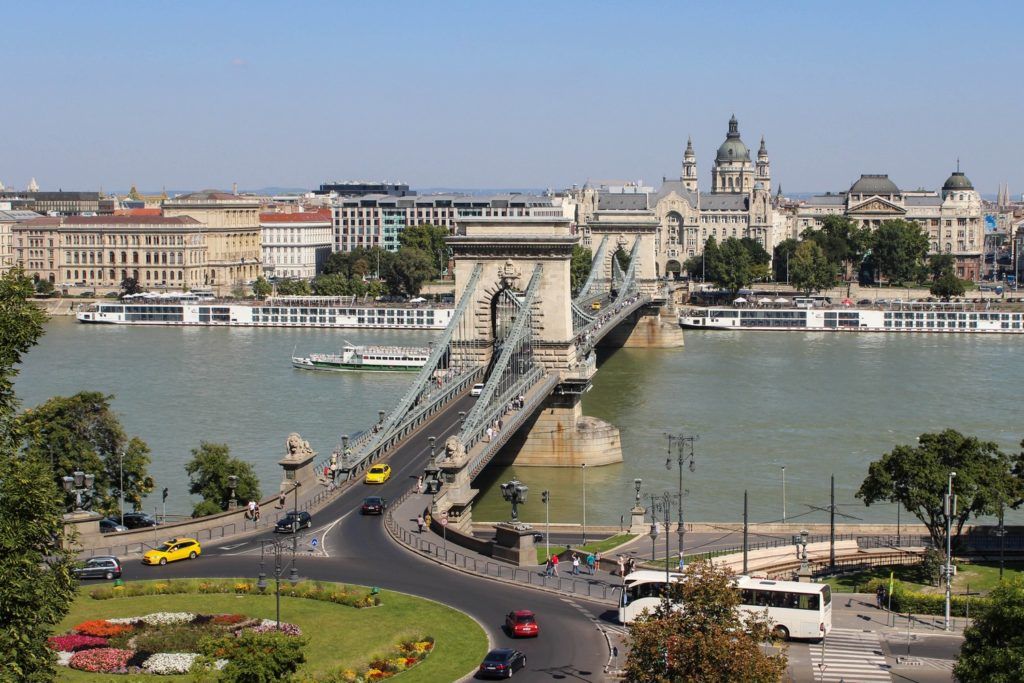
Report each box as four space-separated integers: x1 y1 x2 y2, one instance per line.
2 1 1021 195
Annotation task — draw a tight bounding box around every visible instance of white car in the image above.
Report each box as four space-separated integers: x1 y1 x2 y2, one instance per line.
470 383 485 397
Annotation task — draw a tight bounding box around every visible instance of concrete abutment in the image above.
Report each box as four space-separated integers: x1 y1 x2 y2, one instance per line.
500 391 623 467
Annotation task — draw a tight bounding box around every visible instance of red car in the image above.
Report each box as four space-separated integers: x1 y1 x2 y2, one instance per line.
505 610 539 638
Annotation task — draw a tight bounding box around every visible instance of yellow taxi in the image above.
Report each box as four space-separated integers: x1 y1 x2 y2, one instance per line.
142 538 202 566
590 301 602 311
364 464 392 484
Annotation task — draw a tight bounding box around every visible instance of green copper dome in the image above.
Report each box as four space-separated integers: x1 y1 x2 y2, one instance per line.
716 115 750 162
942 171 974 191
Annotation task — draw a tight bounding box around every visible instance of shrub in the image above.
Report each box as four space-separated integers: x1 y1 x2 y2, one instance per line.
68 647 134 673
133 622 218 654
73 619 134 638
89 578 380 608
207 631 307 682
866 579 989 617
48 634 109 652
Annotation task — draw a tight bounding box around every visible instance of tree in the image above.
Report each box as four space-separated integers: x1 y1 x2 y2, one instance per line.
856 429 1024 555
398 224 449 277
615 248 631 273
869 219 930 285
624 561 787 683
954 578 1024 682
312 273 351 296
275 279 312 296
702 237 723 283
928 253 956 281
252 276 272 299
711 237 754 294
120 277 142 296
185 442 261 517
570 245 593 295
772 238 799 283
34 278 55 296
18 391 153 517
789 241 836 293
801 215 870 278
199 630 307 682
389 247 434 296
930 272 966 300
0 269 47 429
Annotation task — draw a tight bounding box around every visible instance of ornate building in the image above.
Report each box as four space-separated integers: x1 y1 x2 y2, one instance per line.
575 115 779 277
792 169 984 280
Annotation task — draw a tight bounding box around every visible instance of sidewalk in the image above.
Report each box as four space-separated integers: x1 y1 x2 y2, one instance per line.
387 487 624 605
834 593 969 635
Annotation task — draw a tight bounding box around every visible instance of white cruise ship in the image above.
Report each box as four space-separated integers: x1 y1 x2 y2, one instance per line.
76 295 454 330
681 304 1024 333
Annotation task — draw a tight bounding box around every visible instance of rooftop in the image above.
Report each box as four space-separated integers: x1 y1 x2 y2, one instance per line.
19 215 201 228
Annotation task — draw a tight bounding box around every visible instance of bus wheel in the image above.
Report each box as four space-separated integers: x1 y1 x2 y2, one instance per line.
773 625 790 641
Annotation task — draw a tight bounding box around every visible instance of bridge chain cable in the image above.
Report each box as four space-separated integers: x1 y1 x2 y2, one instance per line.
575 234 608 301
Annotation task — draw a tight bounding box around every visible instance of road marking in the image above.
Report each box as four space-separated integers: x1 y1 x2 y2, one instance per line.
318 509 356 558
810 628 892 682
218 543 246 551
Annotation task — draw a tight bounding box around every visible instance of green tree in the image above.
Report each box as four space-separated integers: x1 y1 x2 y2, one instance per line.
789 241 836 293
702 236 723 283
801 215 870 278
388 247 434 296
18 391 153 517
711 237 754 294
772 238 799 283
856 429 1024 555
954 578 1024 682
120 276 142 296
0 269 47 429
34 278 56 296
199 630 307 682
930 272 966 300
928 253 956 281
869 219 930 285
570 245 593 295
398 224 449 277
624 561 787 683
185 442 261 517
252 276 272 299
275 279 312 296
614 248 631 274
312 273 351 296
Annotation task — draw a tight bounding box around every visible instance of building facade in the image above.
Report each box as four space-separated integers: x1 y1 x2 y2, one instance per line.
575 115 777 277
260 209 333 279
331 193 575 253
13 215 207 289
0 191 116 216
0 207 42 273
793 170 985 280
163 190 262 293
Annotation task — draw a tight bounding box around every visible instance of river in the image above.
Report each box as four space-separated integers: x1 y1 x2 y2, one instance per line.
15 318 1024 525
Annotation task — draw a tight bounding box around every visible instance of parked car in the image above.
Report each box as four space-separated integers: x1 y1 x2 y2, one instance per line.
470 383 485 397
275 510 313 533
99 518 128 534
505 610 539 638
121 512 159 529
361 496 387 515
142 538 201 566
364 464 392 484
73 556 122 580
478 649 526 678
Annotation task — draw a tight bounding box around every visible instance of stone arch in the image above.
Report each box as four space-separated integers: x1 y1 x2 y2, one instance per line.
665 259 682 278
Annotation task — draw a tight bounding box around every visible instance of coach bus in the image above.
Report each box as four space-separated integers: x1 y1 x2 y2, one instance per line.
617 570 832 640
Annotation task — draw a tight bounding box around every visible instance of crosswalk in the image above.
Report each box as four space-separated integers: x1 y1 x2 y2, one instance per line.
809 628 891 682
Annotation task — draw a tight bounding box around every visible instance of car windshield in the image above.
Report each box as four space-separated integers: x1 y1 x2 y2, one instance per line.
283 512 300 520
370 467 384 473
157 543 174 552
515 615 534 623
485 652 511 663
365 498 382 504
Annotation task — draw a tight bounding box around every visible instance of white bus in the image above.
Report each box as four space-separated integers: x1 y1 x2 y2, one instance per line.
618 570 832 640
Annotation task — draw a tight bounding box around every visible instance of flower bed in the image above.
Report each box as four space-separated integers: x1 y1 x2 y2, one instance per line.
318 637 435 682
73 619 135 638
48 634 109 652
68 648 133 674
89 578 381 609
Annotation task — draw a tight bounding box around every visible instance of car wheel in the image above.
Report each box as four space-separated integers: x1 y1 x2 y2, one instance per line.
773 625 790 640
159 557 167 566
189 551 197 559
105 571 114 580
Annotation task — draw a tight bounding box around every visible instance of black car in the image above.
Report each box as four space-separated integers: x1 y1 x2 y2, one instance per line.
99 518 128 534
73 556 122 580
121 512 159 529
478 648 526 679
360 496 387 515
275 510 312 533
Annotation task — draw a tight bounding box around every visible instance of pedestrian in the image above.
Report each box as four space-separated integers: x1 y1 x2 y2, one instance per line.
594 551 602 572
586 552 596 575
330 452 338 481
416 514 425 533
544 556 554 577
247 500 256 520
278 490 286 508
253 502 260 522
551 553 560 576
617 555 625 577
875 585 885 609
417 475 424 493
572 554 580 575
486 426 493 442
678 551 684 571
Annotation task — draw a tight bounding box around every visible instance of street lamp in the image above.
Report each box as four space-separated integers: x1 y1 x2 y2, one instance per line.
666 433 697 568
634 478 642 507
794 528 810 576
119 450 125 527
227 474 239 510
781 465 787 524
944 471 957 631
581 463 588 545
62 470 96 512
499 479 529 522
541 489 551 561
256 538 300 631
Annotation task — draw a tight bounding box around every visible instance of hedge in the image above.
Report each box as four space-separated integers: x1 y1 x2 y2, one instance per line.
864 578 989 617
89 578 381 609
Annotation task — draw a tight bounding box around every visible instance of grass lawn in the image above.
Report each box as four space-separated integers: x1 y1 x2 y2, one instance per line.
824 561 1024 595
537 533 635 564
55 582 487 681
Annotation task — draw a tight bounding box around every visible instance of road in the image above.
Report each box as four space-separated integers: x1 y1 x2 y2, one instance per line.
120 393 613 682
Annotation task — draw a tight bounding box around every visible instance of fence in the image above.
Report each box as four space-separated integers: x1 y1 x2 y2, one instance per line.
384 487 621 604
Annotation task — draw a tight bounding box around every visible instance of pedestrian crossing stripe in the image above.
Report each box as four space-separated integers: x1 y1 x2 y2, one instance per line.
810 628 891 682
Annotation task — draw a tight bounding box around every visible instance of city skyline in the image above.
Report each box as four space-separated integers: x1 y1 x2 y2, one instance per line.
3 1 1023 195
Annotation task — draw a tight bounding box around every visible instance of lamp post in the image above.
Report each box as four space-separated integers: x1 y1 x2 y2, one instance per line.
257 538 300 630
793 528 810 580
666 433 697 568
62 470 96 512
499 479 529 522
119 450 125 527
227 475 239 510
781 465 787 524
542 490 551 561
581 463 588 545
648 494 660 564
945 471 957 631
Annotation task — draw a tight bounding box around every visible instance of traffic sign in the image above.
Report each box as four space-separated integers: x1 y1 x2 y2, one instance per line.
440 517 448 527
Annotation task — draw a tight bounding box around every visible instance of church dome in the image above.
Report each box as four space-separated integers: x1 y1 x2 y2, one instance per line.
849 174 899 195
942 171 974 191
716 115 750 162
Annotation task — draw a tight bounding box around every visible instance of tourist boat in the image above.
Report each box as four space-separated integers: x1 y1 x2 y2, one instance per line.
291 343 430 372
75 294 453 330
681 303 1024 334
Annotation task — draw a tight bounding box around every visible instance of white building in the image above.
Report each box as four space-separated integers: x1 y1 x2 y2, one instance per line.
0 205 42 273
260 209 333 279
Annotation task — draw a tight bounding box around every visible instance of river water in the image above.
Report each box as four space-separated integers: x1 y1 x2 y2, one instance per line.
15 318 1023 525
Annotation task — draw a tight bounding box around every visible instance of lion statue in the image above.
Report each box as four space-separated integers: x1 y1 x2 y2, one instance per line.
444 435 466 461
285 432 314 459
